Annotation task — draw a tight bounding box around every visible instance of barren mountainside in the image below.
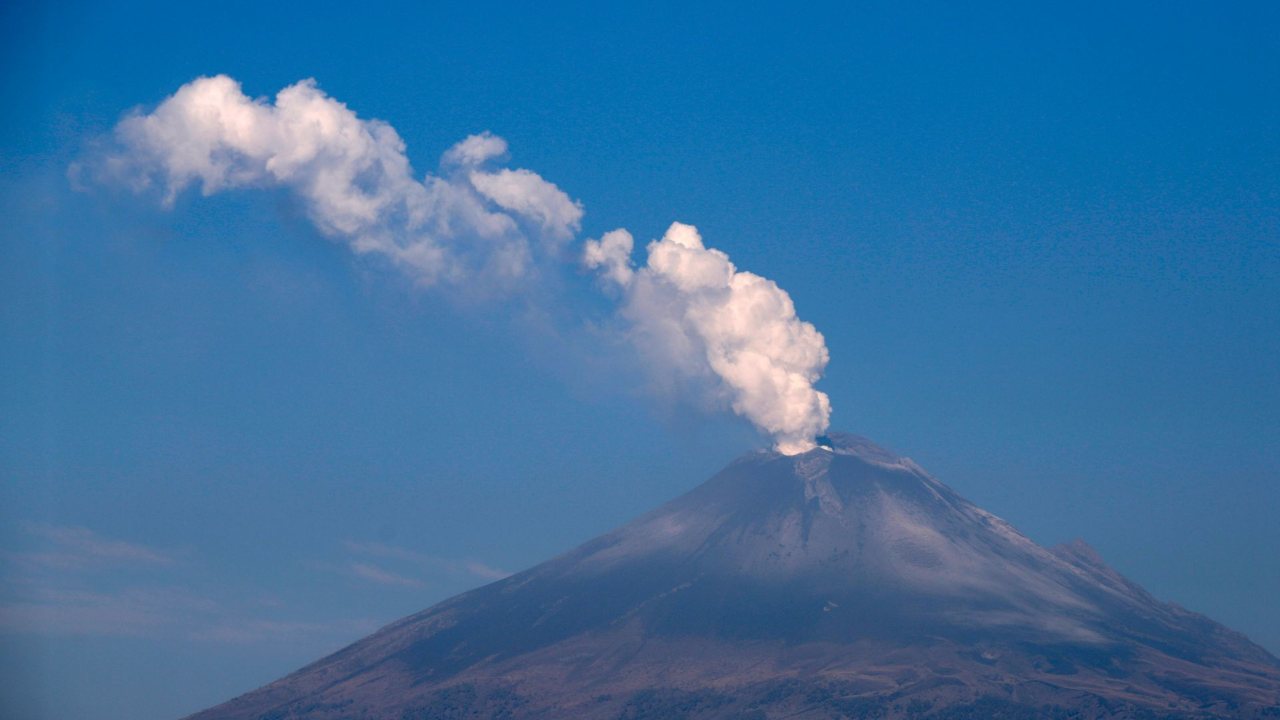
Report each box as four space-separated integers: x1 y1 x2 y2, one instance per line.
189 434 1280 719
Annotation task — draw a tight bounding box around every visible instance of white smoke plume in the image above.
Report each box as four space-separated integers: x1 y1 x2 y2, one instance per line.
584 224 831 454
103 75 581 287
99 75 831 454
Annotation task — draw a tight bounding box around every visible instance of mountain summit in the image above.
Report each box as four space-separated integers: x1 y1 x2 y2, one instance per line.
190 434 1280 719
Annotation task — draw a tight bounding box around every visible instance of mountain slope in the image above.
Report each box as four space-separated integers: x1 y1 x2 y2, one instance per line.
189 434 1280 719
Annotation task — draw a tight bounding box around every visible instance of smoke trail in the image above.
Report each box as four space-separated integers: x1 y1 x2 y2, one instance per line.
584 224 830 454
102 75 580 287
98 75 831 453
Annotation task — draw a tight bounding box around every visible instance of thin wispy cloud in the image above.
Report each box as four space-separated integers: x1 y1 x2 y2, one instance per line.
9 522 175 570
0 584 214 637
0 586 378 645
340 540 511 584
187 617 381 645
464 562 511 581
0 528 514 642
347 563 423 588
0 522 373 645
342 540 425 563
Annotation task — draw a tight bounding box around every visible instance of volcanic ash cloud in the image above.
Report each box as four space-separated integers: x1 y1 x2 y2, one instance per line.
103 74 581 288
585 224 830 455
100 75 831 454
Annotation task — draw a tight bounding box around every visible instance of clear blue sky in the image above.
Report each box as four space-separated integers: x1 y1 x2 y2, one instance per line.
1 2 1277 719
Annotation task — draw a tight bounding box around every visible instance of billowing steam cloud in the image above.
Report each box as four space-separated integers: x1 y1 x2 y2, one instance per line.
99 75 831 453
584 225 830 454
104 75 581 287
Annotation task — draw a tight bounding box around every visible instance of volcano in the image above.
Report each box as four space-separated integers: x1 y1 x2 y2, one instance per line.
189 434 1280 719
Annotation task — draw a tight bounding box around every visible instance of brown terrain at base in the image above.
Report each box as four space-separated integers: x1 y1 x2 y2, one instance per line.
188 434 1280 719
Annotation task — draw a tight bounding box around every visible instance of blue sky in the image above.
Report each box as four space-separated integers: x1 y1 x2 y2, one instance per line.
2 2 1278 719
